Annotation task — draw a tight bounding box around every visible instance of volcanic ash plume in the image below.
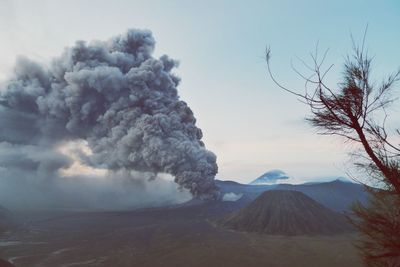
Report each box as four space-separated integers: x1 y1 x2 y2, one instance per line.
0 29 218 202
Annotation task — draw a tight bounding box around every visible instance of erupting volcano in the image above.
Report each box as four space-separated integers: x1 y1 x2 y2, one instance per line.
0 29 219 209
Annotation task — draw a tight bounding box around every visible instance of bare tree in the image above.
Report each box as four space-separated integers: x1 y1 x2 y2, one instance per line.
265 31 400 266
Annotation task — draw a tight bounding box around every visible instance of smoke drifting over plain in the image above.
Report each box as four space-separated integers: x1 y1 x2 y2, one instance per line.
0 29 218 209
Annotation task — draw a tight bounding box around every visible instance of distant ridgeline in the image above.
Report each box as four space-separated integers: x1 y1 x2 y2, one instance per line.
216 178 368 212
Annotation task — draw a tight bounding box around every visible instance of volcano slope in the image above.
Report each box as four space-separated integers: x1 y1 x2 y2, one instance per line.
0 206 14 235
217 190 352 235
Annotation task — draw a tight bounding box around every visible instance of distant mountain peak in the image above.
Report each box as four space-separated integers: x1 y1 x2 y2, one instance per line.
249 169 289 185
332 177 353 183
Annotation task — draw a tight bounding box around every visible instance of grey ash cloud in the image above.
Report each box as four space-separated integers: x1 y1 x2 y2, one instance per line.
0 29 218 208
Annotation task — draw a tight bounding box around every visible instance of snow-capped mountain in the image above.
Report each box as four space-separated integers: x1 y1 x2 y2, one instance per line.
249 169 289 185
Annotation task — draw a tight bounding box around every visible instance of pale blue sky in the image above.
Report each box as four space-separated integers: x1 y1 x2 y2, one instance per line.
0 0 399 183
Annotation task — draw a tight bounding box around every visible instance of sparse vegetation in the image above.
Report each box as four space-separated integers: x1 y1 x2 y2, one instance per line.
266 30 400 266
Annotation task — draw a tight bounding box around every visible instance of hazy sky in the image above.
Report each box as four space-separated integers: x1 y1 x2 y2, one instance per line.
0 0 399 183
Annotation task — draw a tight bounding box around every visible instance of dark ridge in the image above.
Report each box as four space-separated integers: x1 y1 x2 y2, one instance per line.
273 181 368 212
0 258 15 267
217 190 353 236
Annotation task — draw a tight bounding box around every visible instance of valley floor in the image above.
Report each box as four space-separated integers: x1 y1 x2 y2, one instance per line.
0 205 363 267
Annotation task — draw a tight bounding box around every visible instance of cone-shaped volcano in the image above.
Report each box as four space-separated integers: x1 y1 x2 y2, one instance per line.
217 190 352 235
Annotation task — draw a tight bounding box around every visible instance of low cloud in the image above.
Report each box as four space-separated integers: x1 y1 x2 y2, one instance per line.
222 192 243 202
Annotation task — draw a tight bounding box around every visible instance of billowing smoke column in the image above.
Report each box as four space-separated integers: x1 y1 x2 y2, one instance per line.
0 29 218 200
